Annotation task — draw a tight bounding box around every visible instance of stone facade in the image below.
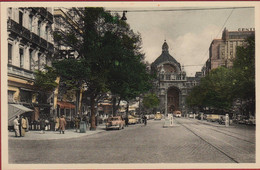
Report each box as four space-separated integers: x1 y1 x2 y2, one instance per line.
208 28 255 72
7 7 54 121
151 41 198 116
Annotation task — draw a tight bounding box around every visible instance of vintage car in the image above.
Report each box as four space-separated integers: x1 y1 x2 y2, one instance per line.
206 114 220 122
173 111 182 118
154 112 162 120
106 116 125 130
128 115 137 124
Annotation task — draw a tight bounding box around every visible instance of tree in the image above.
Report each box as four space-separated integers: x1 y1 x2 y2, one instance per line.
186 67 234 112
232 36 255 116
50 7 152 130
142 93 160 113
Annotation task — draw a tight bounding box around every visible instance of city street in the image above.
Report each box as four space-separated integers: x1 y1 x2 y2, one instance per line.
9 118 255 164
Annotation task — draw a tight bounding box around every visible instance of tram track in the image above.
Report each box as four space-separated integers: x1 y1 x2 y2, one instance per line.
174 118 240 163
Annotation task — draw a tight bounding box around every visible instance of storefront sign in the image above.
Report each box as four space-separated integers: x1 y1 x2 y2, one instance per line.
238 28 255 32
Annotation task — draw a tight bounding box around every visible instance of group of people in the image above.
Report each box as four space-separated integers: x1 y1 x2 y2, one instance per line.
54 115 67 134
13 115 28 137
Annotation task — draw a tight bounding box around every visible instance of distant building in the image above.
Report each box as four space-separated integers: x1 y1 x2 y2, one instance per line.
7 8 54 123
207 28 255 72
151 40 198 115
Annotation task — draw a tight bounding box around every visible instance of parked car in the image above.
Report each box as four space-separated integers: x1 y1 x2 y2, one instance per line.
154 112 162 120
206 114 220 122
128 115 137 124
189 114 194 118
173 111 181 118
149 114 155 119
106 116 125 130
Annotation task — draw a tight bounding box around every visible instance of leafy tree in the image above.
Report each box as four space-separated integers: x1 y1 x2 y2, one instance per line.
50 7 152 130
232 36 255 116
142 93 160 113
34 66 58 92
186 67 234 112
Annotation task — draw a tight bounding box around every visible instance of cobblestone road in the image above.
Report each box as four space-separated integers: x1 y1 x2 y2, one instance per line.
8 118 255 164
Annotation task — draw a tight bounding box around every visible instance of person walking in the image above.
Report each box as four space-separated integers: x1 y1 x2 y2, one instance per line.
143 115 147 126
55 116 59 131
40 118 45 134
13 116 20 137
125 116 129 127
59 115 67 134
18 116 22 137
74 116 80 132
21 116 27 137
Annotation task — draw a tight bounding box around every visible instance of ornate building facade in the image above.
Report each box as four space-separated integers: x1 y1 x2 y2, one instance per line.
151 40 198 115
7 7 54 122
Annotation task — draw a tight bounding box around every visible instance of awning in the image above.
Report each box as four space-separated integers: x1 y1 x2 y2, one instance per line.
8 104 33 126
57 101 75 109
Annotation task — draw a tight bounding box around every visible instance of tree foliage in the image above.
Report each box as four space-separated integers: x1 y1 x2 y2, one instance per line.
186 36 255 115
37 7 153 129
143 93 160 110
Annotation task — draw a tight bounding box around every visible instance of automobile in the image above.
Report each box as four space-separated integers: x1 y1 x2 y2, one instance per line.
145 115 150 120
106 116 125 130
128 115 137 124
245 116 255 125
173 111 181 118
154 112 162 120
149 114 155 119
189 114 194 118
206 114 220 122
135 116 142 124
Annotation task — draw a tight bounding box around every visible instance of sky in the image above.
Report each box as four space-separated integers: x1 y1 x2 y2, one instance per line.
106 6 255 76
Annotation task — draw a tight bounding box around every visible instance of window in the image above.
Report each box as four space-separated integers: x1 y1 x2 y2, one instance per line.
166 75 170 80
45 26 49 41
160 74 164 80
37 21 41 36
19 11 23 26
8 43 12 64
8 91 15 102
19 48 24 68
28 15 33 31
38 53 41 70
29 49 33 70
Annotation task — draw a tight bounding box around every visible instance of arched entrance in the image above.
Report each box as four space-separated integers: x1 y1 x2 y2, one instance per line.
167 87 180 113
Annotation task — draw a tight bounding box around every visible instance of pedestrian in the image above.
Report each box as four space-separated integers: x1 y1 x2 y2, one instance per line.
18 116 22 137
40 118 45 134
74 116 80 132
25 117 29 132
21 116 27 137
13 116 20 137
55 116 59 131
143 115 147 126
59 115 67 134
125 116 129 127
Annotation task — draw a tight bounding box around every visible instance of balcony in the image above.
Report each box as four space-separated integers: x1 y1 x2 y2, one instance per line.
7 19 22 35
32 7 53 23
159 73 186 81
8 64 35 80
8 19 54 53
40 37 47 49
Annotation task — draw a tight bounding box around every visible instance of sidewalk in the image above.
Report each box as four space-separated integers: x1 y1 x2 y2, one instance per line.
8 125 106 140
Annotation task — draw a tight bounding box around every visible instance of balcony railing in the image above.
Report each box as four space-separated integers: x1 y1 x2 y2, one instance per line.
32 7 53 23
159 73 186 81
8 19 54 53
8 64 35 80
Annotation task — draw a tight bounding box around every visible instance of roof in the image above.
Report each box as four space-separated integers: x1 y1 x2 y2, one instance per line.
151 40 181 69
57 101 75 109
